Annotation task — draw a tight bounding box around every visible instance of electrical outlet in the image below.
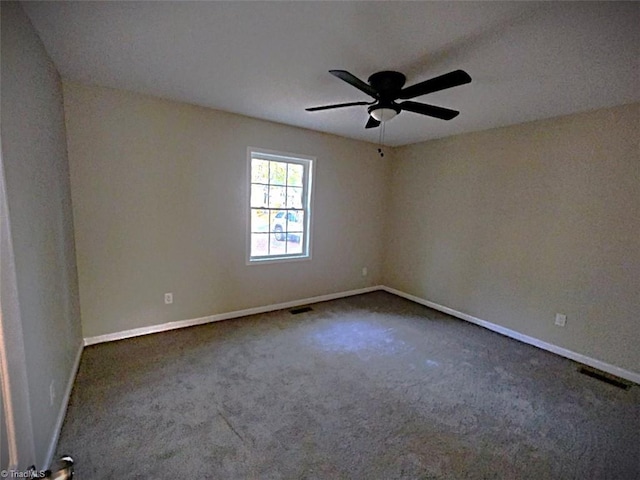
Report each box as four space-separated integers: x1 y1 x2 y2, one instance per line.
362 267 368 277
164 293 173 304
555 313 567 327
49 380 55 406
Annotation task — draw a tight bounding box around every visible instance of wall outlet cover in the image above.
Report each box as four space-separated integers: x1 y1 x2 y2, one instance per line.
555 313 567 327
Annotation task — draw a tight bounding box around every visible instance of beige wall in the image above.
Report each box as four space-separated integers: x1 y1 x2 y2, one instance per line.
63 82 390 338
384 103 639 373
63 80 638 374
1 2 83 468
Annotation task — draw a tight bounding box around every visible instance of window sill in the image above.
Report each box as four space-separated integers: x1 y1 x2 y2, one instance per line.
247 254 311 266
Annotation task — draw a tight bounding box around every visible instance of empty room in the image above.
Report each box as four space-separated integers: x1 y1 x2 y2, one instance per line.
1 1 638 478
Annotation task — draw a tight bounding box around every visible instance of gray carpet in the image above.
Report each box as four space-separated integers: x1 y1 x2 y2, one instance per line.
56 292 639 479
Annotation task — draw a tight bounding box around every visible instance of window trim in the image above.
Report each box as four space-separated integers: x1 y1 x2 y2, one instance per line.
246 147 315 265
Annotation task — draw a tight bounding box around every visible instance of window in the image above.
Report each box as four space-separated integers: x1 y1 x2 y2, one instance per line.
248 148 313 263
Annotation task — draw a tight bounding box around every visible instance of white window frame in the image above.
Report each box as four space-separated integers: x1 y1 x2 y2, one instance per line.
246 147 314 264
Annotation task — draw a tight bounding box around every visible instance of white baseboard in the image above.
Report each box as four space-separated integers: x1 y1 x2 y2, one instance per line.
44 341 83 469
82 284 638 385
382 286 640 385
83 285 383 346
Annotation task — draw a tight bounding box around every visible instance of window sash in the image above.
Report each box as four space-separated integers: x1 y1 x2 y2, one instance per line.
248 149 313 263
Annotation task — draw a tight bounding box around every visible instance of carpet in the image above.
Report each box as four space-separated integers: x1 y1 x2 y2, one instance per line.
55 291 639 479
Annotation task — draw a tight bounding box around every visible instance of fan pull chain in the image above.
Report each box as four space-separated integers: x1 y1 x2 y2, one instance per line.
377 121 385 157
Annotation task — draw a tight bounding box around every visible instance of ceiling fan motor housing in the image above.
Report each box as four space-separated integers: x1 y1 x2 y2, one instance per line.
367 71 407 100
367 71 405 121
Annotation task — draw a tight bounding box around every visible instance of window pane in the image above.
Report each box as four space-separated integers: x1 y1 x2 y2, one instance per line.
269 161 287 185
268 186 286 208
251 159 269 183
288 210 304 232
251 184 268 208
287 187 303 209
286 238 303 254
270 210 285 236
251 209 269 233
269 234 286 255
250 233 269 257
287 163 303 186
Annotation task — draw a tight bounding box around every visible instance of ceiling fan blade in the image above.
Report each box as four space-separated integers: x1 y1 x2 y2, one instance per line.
306 101 372 112
365 117 381 129
399 101 460 120
329 70 379 99
398 70 471 100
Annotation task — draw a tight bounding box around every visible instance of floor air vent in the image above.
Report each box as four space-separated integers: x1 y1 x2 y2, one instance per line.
578 366 631 390
290 306 313 315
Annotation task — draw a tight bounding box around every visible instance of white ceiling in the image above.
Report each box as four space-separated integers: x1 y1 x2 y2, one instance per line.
22 1 639 146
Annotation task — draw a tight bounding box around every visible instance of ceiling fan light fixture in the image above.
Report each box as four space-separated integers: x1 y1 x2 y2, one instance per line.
369 106 400 122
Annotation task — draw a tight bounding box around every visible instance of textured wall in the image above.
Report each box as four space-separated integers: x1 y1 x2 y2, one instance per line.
384 103 640 373
0 2 83 468
63 82 390 338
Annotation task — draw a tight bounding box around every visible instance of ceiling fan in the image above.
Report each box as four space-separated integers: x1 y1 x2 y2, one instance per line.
306 69 471 128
